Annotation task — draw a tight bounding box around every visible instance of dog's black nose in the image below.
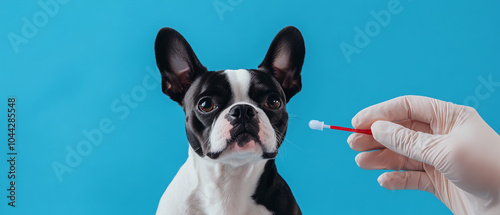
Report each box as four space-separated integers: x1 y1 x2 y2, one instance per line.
228 104 256 123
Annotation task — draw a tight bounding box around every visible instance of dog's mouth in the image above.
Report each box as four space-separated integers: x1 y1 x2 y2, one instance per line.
228 132 261 147
228 132 278 159
206 131 263 159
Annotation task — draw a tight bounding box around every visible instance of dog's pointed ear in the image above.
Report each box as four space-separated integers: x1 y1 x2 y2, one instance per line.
155 28 207 105
258 26 305 103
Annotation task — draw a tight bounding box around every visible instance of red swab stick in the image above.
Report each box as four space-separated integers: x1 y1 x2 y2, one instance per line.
309 120 372 135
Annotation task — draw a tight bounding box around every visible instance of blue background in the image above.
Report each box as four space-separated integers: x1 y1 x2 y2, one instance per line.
1 0 499 214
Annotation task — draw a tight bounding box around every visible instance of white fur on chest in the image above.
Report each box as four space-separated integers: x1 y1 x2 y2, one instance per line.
156 148 272 215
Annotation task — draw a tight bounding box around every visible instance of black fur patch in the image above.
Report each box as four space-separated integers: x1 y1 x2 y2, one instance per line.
252 160 302 215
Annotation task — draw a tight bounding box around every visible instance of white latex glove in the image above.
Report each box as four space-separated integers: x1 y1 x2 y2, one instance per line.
348 95 500 215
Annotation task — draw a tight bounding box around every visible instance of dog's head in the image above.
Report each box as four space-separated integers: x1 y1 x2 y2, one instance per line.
155 26 305 166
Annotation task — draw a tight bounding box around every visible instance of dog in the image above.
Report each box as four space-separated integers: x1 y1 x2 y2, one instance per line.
154 26 305 215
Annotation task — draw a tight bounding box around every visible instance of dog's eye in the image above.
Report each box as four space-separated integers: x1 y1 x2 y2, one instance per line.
198 98 215 112
265 95 281 109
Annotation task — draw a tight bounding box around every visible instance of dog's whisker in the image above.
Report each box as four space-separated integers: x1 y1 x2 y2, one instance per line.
283 137 302 151
288 115 303 121
275 130 303 151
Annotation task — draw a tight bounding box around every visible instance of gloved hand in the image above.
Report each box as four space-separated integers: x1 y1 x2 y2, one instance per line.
348 95 500 215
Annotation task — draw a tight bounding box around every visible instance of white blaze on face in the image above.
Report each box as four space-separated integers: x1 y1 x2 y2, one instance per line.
208 69 278 159
225 69 252 102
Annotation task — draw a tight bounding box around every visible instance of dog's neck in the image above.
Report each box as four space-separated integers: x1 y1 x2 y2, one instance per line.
187 147 270 214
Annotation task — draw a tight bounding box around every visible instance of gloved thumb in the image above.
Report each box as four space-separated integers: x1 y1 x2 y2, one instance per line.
371 120 448 167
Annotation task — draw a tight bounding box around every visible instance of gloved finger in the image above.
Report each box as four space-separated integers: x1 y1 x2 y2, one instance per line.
378 171 435 193
371 120 448 167
347 120 431 152
347 133 384 151
397 119 432 134
352 95 451 129
355 149 424 171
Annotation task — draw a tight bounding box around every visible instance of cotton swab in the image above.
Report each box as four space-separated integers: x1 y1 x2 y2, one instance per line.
308 120 372 135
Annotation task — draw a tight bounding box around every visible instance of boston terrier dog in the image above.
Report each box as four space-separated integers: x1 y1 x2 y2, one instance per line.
154 26 305 215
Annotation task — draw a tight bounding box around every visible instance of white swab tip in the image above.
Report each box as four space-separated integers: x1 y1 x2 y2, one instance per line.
309 120 325 131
